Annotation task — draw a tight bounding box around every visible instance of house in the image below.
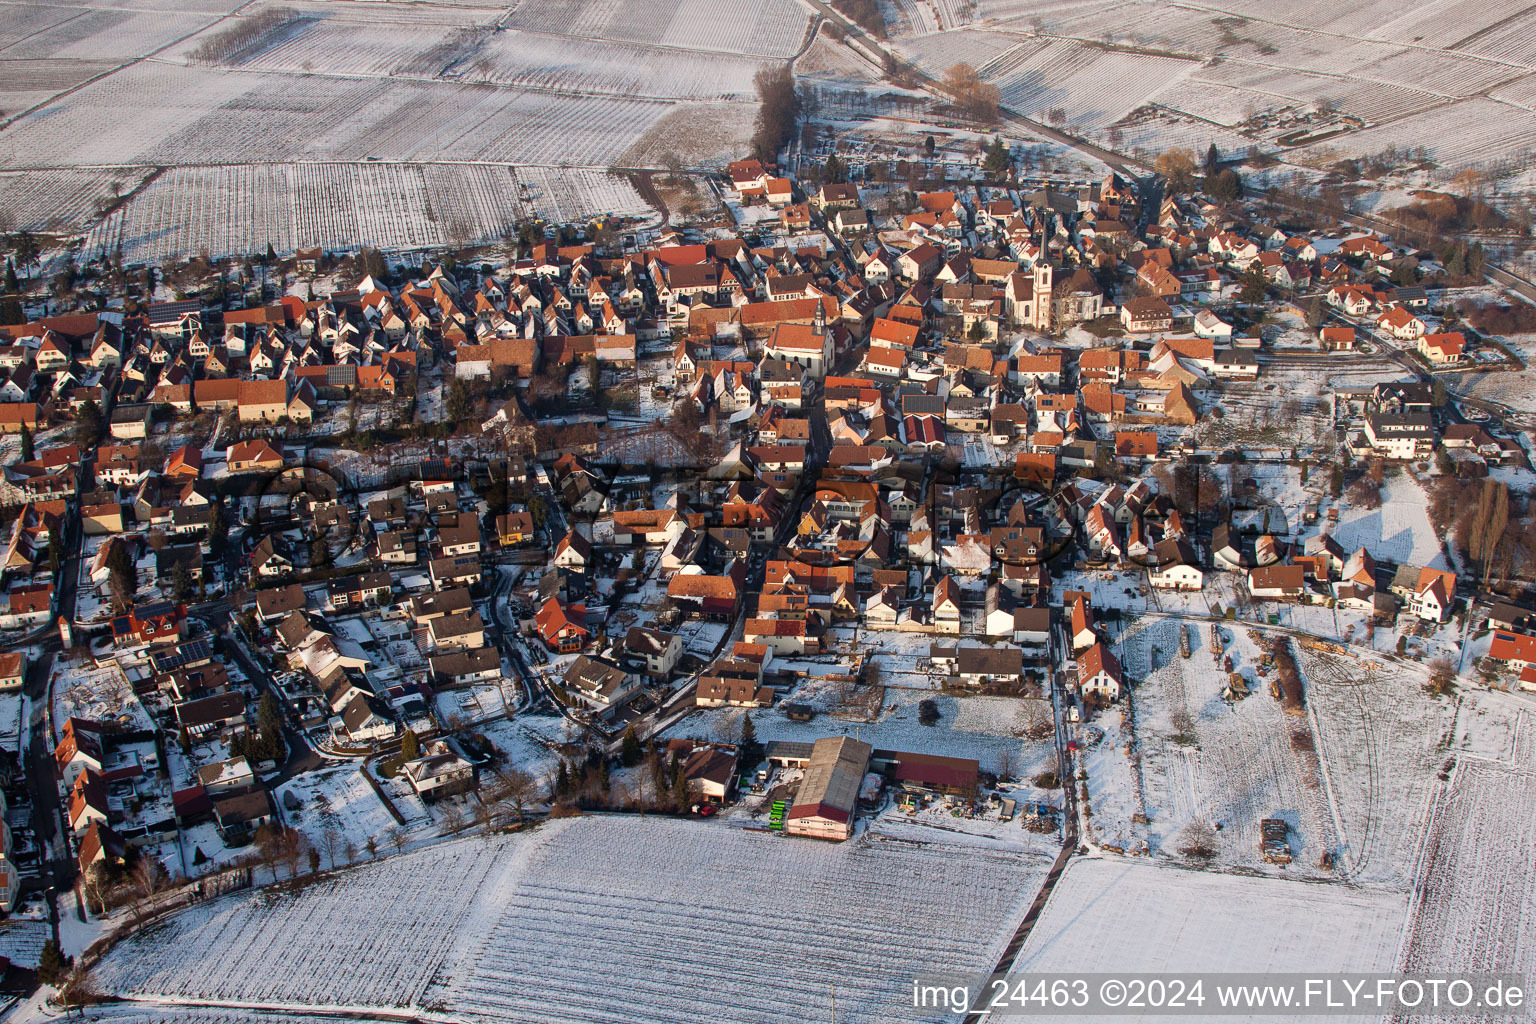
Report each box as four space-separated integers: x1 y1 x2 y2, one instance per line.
255 583 306 623
227 439 283 474
212 788 275 844
1121 296 1173 333
1365 412 1435 460
55 718 103 787
175 691 247 737
1247 564 1306 600
535 596 587 652
0 649 24 691
0 583 51 630
111 600 185 646
684 746 739 804
623 626 682 676
1319 325 1357 351
1077 641 1122 702
196 757 255 795
1418 331 1465 364
429 648 500 688
496 511 535 547
338 695 397 744
1148 538 1203 590
426 610 485 651
562 655 640 715
932 575 961 634
1069 597 1097 651
69 770 110 835
954 646 1022 687
401 741 477 802
1377 307 1426 341
667 570 742 620
237 378 289 422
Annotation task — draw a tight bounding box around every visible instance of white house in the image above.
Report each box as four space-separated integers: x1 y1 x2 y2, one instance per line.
1077 642 1122 701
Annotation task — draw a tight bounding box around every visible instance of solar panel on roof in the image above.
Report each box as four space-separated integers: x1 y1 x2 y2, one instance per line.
151 639 212 674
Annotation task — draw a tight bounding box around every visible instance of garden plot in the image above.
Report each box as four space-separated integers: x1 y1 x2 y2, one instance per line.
473 712 569 785
1015 858 1409 991
1398 758 1536 980
895 28 1019 79
1299 648 1454 888
86 163 528 264
1307 97 1536 174
202 17 467 77
1114 617 1339 872
93 817 1051 1023
0 57 123 117
0 918 49 969
1192 374 1337 450
671 674 1053 774
1327 471 1449 570
40 1012 405 1024
275 764 404 860
53 659 154 734
512 167 651 224
0 63 674 170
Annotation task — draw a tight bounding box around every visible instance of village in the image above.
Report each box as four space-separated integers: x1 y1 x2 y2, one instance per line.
0 130 1526 1018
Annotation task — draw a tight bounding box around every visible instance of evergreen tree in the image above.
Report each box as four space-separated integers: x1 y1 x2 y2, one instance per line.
207 498 227 555
672 759 689 809
1204 142 1220 177
19 422 32 462
739 712 763 769
171 562 193 602
983 136 1011 176
400 729 420 761
3 258 16 294
620 724 642 767
823 152 846 184
38 939 65 986
924 135 936 157
554 759 570 798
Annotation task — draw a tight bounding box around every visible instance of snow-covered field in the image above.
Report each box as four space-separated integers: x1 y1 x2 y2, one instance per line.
84 163 650 263
1327 471 1449 571
1015 858 1409 995
94 816 1052 1023
1398 756 1536 980
885 0 1536 181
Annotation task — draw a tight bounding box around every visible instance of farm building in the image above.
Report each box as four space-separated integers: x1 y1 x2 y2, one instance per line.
785 736 872 842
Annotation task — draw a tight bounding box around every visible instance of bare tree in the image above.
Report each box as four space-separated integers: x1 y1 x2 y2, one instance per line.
82 860 112 915
995 746 1019 782
128 857 168 923
472 797 497 834
253 824 283 883
320 826 343 870
499 767 537 825
1177 821 1219 862
280 827 305 879
387 825 409 855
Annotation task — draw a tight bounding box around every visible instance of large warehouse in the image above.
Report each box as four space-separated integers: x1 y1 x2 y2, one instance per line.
784 736 872 841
